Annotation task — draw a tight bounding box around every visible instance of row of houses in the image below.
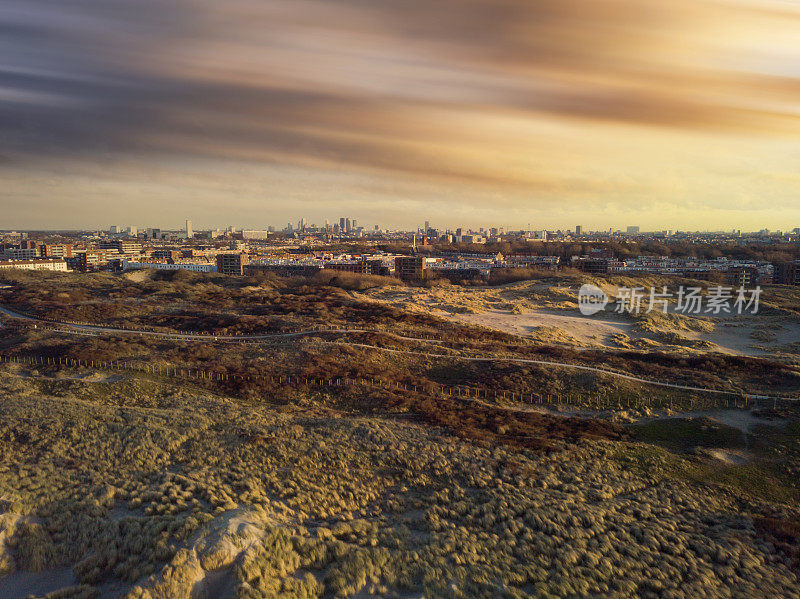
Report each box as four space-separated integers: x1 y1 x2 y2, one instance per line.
571 254 775 286
0 259 69 272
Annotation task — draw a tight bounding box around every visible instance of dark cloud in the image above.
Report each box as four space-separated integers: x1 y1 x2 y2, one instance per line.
1 0 798 190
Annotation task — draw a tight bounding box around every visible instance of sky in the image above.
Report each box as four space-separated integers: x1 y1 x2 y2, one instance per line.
1 0 799 231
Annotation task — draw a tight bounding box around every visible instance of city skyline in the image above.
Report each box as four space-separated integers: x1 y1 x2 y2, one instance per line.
2 0 800 229
2 220 798 236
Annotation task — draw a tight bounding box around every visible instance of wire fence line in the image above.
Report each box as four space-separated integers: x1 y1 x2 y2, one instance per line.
2 304 796 408
0 353 792 412
6 315 789 397
0 305 452 342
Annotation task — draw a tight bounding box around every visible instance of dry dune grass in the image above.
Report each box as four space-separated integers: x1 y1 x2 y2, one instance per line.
0 372 799 598
363 279 585 316
634 311 715 335
361 274 728 319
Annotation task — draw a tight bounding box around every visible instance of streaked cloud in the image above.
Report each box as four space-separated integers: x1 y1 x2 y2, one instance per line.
1 0 799 229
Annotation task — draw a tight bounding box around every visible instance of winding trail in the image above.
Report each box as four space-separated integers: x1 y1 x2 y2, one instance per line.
0 303 788 401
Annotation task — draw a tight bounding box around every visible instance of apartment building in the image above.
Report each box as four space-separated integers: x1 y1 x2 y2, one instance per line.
2 248 39 260
774 261 800 285
215 252 249 276
726 266 760 287
67 250 108 272
394 256 426 281
324 258 387 276
40 244 74 258
99 240 141 255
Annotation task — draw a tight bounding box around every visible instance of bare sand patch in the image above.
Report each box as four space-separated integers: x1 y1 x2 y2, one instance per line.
706 449 752 465
123 270 153 284
453 309 636 348
361 280 800 357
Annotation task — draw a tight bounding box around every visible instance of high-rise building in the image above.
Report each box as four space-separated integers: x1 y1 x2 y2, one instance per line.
345 218 351 233
576 225 582 236
185 219 193 239
127 226 138 236
352 219 357 230
626 226 640 234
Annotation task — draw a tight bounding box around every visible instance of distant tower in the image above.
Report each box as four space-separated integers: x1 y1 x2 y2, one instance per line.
185 219 193 239
345 218 351 233
576 225 582 236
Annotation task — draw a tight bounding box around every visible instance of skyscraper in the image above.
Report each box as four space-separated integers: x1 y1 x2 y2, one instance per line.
576 225 582 236
185 219 193 239
345 218 351 233
340 217 346 232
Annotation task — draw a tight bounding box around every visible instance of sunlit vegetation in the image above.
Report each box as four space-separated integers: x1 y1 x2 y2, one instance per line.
1 372 799 598
1 271 800 598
